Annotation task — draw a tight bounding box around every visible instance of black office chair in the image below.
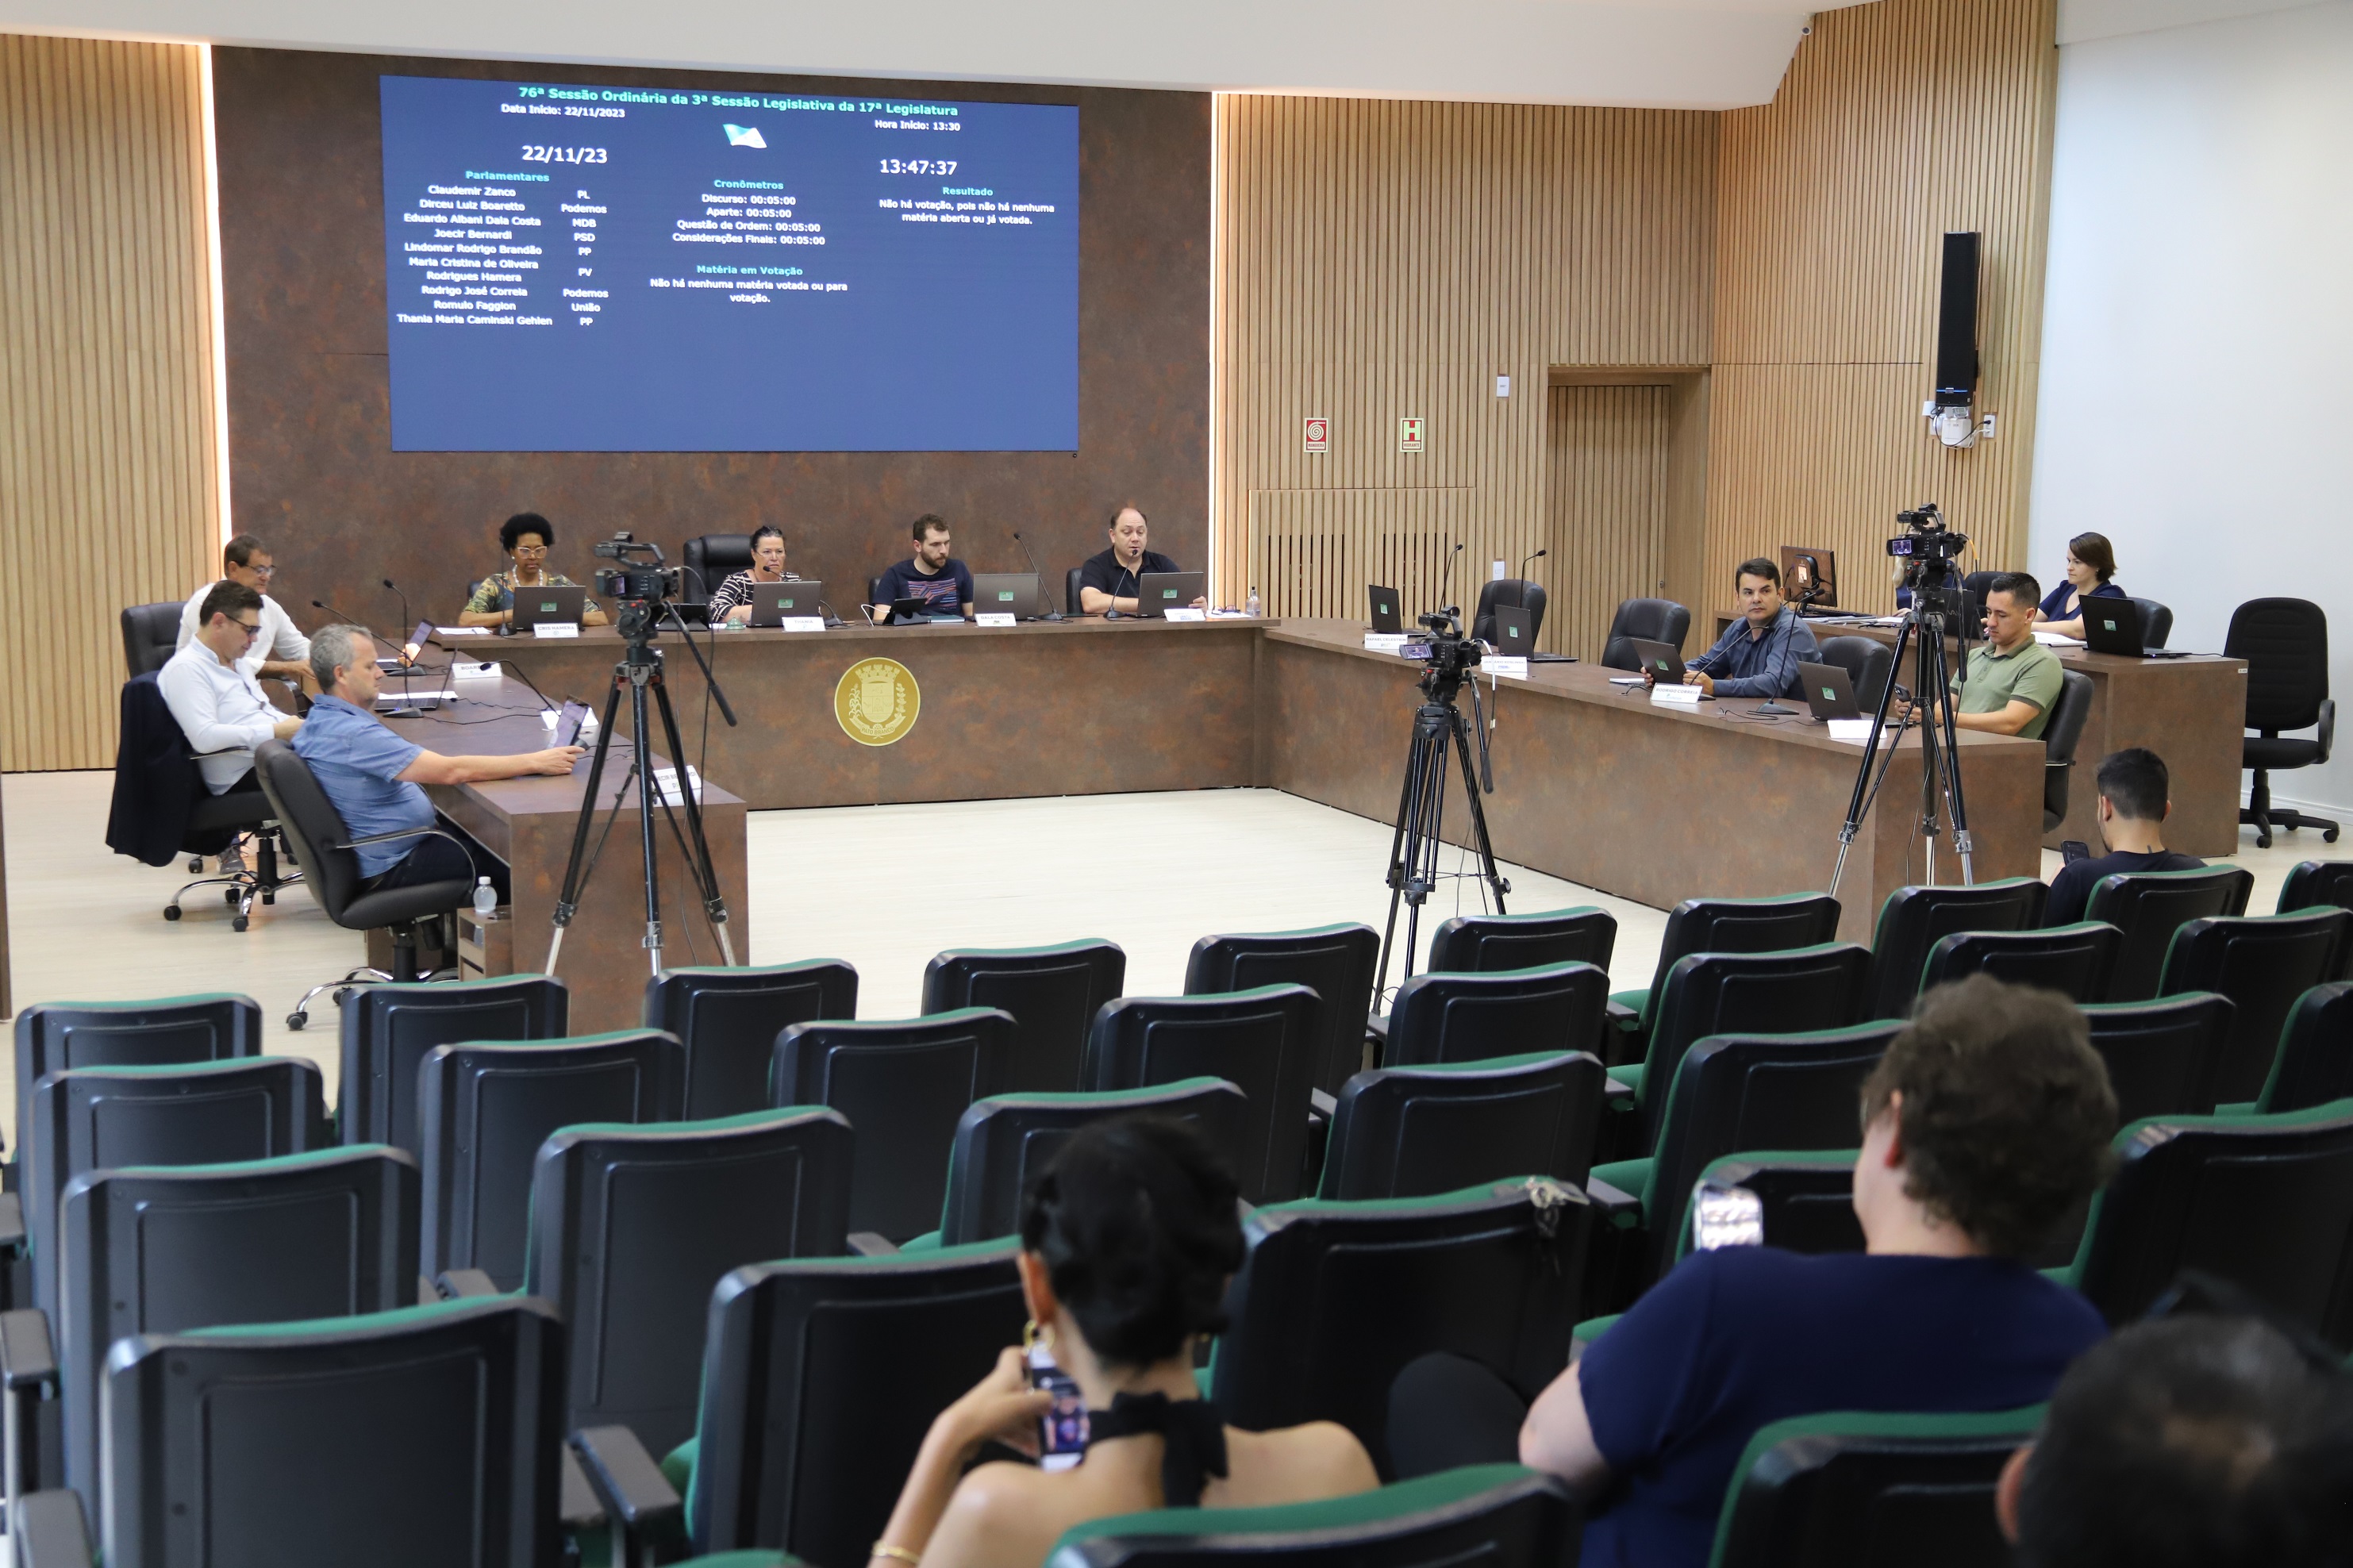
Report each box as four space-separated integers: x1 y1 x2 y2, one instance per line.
2243 982 2353 1114
934 1078 1250 1247
1067 566 1086 617
1425 906 1617 974
646 961 861 1119
517 1106 855 1455
1917 922 2120 1005
1673 1154 1863 1266
1609 893 1843 1048
922 940 1125 1093
12 993 265 1151
1864 878 2047 1020
338 974 569 1159
682 532 754 612
2278 859 2353 915
1211 1177 1590 1473
868 575 888 611
255 739 476 1028
2129 597 2174 649
48 1147 418 1498
117 601 183 678
112 674 298 927
417 1029 687 1289
2230 597 2339 848
1321 1050 1609 1199
1186 924 1379 1097
1382 963 1612 1069
2081 993 2236 1125
1709 1406 2041 1568
1082 986 1321 1203
771 1009 1017 1242
2085 865 2255 1002
1962 570 2004 603
1813 636 1893 710
1471 579 1547 647
2159 909 2351 1104
2041 669 2096 833
1628 945 1874 1151
1599 598 1691 673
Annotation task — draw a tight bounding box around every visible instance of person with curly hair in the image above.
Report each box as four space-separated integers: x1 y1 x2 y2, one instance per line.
456 511 609 628
1388 973 2119 1568
870 1116 1375 1568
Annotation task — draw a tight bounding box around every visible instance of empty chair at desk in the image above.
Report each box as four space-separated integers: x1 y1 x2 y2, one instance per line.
1917 923 2119 1005
2081 993 2236 1124
1425 906 1617 975
1472 578 1547 646
1865 879 2047 1020
1082 987 1320 1204
417 1028 686 1289
1813 636 1893 710
2040 671 2097 833
2130 597 2175 649
49 1147 418 1499
2063 1101 2353 1350
2085 865 2255 1002
2230 597 2339 849
519 1105 854 1456
924 940 1125 1093
340 974 568 1159
1213 1178 1588 1472
2240 982 2353 1115
646 959 859 1120
1382 963 1611 1070
1608 894 1842 1050
13 993 263 1148
1674 1154 1865 1266
2159 908 2350 1104
2278 859 2353 915
1600 598 1692 673
1186 923 1378 1097
771 1009 1015 1242
1321 1051 1608 1201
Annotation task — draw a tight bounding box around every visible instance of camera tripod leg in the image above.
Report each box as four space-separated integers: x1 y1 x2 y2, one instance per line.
629 665 667 974
1376 705 1451 1002
1922 621 1976 884
546 672 630 977
646 662 737 967
1448 701 1509 913
1832 617 1917 900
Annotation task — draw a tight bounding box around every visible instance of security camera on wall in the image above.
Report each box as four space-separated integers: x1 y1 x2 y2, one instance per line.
1925 230 1982 449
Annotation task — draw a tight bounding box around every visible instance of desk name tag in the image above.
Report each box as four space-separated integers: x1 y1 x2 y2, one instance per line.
1485 656 1529 680
533 622 580 639
1651 684 1705 705
975 613 1017 628
452 661 500 680
781 616 826 633
1163 608 1207 623
1364 633 1409 652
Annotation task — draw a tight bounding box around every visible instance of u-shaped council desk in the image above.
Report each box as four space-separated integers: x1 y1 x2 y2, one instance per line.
398 616 2247 1030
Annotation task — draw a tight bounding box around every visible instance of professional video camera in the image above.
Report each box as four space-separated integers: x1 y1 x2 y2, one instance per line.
1406 605 1484 688
1883 503 1968 586
591 532 686 606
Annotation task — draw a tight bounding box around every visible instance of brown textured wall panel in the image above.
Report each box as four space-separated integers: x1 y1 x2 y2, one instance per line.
0 36 218 771
1706 0 2058 613
210 49 1209 637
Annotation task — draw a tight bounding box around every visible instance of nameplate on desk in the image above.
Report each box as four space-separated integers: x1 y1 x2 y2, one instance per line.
1651 684 1705 706
1364 633 1409 653
375 690 457 706
451 661 500 680
1826 718 1877 744
1484 656 1529 680
1163 608 1207 623
975 613 1017 628
653 765 702 805
781 616 826 633
532 622 579 639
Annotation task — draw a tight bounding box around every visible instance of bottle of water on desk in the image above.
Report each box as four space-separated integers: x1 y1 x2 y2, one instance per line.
472 876 498 920
1247 586 1262 617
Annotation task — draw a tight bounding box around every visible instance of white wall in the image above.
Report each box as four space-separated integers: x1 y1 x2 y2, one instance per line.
2030 1 2353 815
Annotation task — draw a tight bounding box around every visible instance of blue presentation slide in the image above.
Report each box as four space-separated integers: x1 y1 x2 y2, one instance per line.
379 75 1078 452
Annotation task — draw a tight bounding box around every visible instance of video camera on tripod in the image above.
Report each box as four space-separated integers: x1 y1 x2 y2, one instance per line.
592 533 687 613
1884 503 1968 587
1405 606 1483 687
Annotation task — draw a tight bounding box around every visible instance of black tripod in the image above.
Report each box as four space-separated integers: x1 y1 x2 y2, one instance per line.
545 601 740 977
1831 581 1976 898
1375 624 1511 1001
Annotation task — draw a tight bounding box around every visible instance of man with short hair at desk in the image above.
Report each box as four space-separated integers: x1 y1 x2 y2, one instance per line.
1078 505 1203 614
175 532 312 688
160 581 305 877
294 624 584 892
1671 556 1819 698
2043 747 2203 927
872 514 974 623
1901 572 2064 741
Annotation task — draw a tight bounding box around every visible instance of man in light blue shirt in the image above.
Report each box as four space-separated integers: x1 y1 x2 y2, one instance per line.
1678 556 1820 699
293 625 582 890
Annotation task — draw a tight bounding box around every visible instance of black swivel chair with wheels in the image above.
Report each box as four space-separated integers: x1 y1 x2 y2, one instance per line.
2040 669 2096 833
117 602 183 679
1471 580 1547 646
1599 598 1691 673
1813 636 1893 709
108 674 299 928
2229 597 2338 847
681 533 753 618
256 740 477 1029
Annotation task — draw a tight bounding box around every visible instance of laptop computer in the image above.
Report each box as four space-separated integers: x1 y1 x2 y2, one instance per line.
517 583 586 628
1492 604 1536 657
1136 571 1206 617
1628 637 1687 686
1797 660 1863 720
971 573 1044 621
2078 596 2185 658
888 595 962 624
748 580 827 627
1368 585 1404 635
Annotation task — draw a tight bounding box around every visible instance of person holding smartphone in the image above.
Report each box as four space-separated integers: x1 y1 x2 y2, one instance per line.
867 1117 1376 1568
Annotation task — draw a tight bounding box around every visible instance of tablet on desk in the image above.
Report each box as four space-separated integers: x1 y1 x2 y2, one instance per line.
1136 571 1205 617
888 595 960 624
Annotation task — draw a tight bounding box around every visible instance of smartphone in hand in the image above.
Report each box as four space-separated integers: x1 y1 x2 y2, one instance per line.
553 700 591 750
2060 840 2092 866
1028 1339 1088 1471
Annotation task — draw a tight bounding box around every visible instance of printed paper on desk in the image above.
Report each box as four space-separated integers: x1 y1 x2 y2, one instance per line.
1163 608 1207 623
2032 630 2085 647
1484 656 1529 680
781 616 826 633
975 613 1017 628
533 622 580 638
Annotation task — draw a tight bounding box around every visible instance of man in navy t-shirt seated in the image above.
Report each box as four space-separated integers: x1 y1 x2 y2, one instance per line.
1387 973 2117 1568
872 514 975 623
2044 746 2204 927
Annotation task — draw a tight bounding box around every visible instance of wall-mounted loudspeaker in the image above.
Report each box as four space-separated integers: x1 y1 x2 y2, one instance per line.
1927 231 1982 448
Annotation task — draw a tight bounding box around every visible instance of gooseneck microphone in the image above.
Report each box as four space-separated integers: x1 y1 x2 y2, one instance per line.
1513 548 1547 617
1434 541 1465 627
1012 531 1065 621
313 598 421 714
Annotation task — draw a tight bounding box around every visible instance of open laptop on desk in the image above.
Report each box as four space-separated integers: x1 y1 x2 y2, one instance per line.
1628 637 1689 686
887 595 962 625
516 584 586 630
1368 585 1404 635
748 581 828 627
971 573 1045 621
1796 661 1863 720
2079 597 2190 659
1490 604 1577 663
1136 571 1205 617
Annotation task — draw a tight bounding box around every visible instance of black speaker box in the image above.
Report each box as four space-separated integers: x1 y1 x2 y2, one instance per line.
1934 231 1980 403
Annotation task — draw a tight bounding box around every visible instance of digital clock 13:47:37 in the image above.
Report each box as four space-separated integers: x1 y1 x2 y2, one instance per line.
879 159 957 175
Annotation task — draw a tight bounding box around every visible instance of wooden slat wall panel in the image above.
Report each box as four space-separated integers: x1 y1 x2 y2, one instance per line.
1706 0 2058 614
1213 97 1715 647
0 35 218 772
1548 385 1671 663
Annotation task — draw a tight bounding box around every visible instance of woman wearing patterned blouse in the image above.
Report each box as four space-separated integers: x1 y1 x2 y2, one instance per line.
705 525 802 624
456 512 609 628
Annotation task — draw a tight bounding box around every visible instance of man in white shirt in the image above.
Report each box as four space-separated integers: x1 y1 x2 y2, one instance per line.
176 533 311 687
159 582 303 809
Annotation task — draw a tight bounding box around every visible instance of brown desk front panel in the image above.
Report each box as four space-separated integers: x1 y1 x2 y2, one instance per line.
386 686 750 1033
1263 622 2046 946
440 619 1263 810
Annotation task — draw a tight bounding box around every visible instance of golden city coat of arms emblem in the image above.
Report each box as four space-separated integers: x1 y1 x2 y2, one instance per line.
834 658 920 746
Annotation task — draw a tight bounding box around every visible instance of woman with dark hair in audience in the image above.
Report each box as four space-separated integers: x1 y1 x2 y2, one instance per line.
869 1117 1376 1568
2033 531 2126 640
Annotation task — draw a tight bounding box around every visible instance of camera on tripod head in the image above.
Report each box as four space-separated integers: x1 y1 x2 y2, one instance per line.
1409 607 1483 684
1884 503 1968 588
592 532 686 606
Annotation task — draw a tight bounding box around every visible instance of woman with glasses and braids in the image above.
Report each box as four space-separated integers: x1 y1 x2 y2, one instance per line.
456 512 609 628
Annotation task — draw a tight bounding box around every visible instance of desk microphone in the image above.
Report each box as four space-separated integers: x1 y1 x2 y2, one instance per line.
1434 541 1465 628
1012 531 1065 621
1512 548 1547 624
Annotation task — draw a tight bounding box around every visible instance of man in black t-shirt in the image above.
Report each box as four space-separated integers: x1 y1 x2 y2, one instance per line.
1078 506 1201 615
2045 747 2204 926
873 513 974 623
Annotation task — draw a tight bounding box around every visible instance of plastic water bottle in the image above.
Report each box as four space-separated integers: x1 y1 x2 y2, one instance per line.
1246 586 1262 617
472 876 498 920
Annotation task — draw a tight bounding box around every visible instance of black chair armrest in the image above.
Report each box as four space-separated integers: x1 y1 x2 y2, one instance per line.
10 1490 94 1568
1309 1088 1337 1119
0 1193 22 1312
2319 698 2336 766
1602 1077 1636 1109
434 1269 502 1299
0 1192 23 1253
2 1309 60 1507
559 1444 606 1532
340 825 471 854
845 1232 900 1258
1584 1176 1642 1226
1604 999 1640 1031
571 1423 682 1566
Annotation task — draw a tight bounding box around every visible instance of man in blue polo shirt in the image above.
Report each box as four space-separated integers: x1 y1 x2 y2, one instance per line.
293 625 582 891
1671 556 1820 698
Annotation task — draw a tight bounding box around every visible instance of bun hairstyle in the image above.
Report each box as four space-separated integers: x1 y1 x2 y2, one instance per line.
1020 1115 1244 1369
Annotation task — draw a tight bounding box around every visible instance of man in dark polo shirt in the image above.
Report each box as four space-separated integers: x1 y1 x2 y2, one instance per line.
1078 506 1202 615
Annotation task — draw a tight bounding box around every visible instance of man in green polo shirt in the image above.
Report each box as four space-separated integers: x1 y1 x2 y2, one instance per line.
1903 571 2065 740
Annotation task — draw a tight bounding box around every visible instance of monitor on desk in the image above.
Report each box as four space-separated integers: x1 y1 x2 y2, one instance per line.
1780 546 1838 612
